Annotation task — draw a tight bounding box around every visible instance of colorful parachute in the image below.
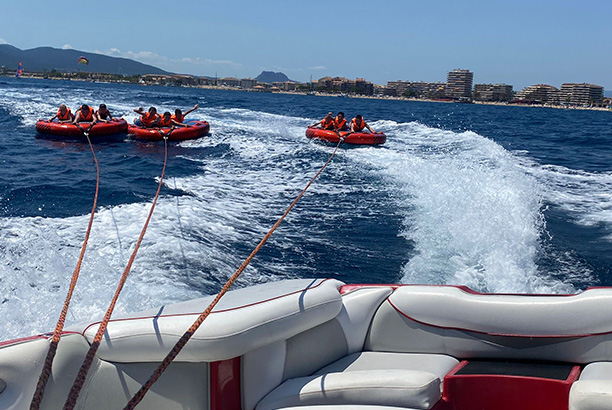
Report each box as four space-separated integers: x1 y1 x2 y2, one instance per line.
78 56 89 65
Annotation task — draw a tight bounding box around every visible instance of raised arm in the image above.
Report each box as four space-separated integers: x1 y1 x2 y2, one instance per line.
183 104 199 117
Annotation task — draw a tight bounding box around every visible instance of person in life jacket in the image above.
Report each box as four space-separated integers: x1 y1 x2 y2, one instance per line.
172 104 198 125
350 114 376 133
48 104 74 123
133 107 160 128
333 112 348 131
73 104 96 124
158 112 173 127
309 112 335 129
95 104 114 123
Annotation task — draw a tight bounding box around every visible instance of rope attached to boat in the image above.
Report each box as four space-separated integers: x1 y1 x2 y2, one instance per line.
123 137 344 409
63 136 169 410
30 134 100 410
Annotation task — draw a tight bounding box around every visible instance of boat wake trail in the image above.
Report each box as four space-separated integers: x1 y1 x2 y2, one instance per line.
353 120 579 294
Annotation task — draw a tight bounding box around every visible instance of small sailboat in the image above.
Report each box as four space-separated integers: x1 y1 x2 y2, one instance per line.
15 62 22 78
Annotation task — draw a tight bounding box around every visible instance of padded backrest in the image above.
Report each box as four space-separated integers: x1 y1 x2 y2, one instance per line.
365 285 612 363
0 333 209 410
241 286 393 410
68 279 344 363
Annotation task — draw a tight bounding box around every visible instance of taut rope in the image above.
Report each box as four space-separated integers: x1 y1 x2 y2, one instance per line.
30 133 100 410
123 137 344 409
63 136 169 409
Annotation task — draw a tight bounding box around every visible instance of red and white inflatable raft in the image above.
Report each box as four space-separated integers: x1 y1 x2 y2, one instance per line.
306 127 386 145
128 120 210 141
35 119 128 138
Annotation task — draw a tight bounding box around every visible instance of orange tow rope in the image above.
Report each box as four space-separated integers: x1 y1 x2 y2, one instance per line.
30 134 100 410
63 137 169 410
123 138 344 409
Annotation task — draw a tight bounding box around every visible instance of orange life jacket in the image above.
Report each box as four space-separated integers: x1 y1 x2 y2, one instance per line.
171 113 184 123
97 109 111 120
334 117 347 130
321 116 334 129
141 111 159 126
351 117 365 132
57 108 72 121
158 116 172 127
79 106 94 121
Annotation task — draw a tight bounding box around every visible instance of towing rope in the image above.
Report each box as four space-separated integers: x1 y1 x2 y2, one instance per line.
123 137 344 409
63 136 169 410
30 134 100 410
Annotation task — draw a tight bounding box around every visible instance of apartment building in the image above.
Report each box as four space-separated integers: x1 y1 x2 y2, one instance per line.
219 77 241 87
560 83 604 105
473 84 514 102
315 76 373 95
386 81 446 98
348 78 374 95
446 69 473 99
240 78 257 89
515 84 560 104
272 81 299 91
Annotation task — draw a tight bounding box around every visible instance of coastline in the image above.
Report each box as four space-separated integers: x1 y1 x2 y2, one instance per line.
6 73 611 113
190 85 612 112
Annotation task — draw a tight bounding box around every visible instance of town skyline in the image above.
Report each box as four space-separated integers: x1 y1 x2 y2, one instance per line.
2 43 609 101
1 0 610 90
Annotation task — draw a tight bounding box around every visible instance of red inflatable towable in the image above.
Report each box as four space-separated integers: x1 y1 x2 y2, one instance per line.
305 127 386 145
128 120 210 141
35 118 128 137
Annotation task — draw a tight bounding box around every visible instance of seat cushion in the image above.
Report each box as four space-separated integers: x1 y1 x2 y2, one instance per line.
579 362 612 380
255 369 441 410
569 362 612 410
315 351 459 382
569 380 612 410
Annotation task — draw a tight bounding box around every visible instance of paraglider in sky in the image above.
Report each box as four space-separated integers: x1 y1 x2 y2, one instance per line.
78 56 89 65
15 62 22 78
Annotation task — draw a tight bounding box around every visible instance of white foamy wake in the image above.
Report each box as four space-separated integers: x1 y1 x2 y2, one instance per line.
350 120 581 294
0 102 345 340
1 84 607 340
527 163 612 237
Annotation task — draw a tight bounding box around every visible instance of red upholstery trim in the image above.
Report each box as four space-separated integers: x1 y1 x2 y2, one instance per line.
0 331 81 348
340 283 578 297
387 297 612 338
210 358 241 410
442 360 580 410
339 284 401 294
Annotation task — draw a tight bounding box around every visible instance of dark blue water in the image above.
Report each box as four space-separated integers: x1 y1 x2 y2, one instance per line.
1 77 611 339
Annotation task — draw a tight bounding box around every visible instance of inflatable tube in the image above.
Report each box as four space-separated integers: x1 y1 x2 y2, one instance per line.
35 118 128 137
128 119 210 141
305 127 386 145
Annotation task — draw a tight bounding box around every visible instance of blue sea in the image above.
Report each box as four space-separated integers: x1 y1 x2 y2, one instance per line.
1 77 611 340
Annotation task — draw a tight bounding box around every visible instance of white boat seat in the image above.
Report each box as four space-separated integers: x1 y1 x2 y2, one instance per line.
256 352 459 410
569 362 612 410
314 351 459 377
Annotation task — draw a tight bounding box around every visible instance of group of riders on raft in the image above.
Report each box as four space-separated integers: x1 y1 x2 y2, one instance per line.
48 104 375 134
47 104 199 129
309 112 376 133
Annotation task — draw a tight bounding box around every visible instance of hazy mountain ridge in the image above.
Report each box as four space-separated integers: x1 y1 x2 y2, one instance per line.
0 44 170 76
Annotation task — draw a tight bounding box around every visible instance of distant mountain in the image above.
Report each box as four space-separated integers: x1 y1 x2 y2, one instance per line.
0 44 171 76
255 71 293 83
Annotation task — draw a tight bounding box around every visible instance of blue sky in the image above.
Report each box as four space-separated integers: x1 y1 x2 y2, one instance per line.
1 0 610 90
